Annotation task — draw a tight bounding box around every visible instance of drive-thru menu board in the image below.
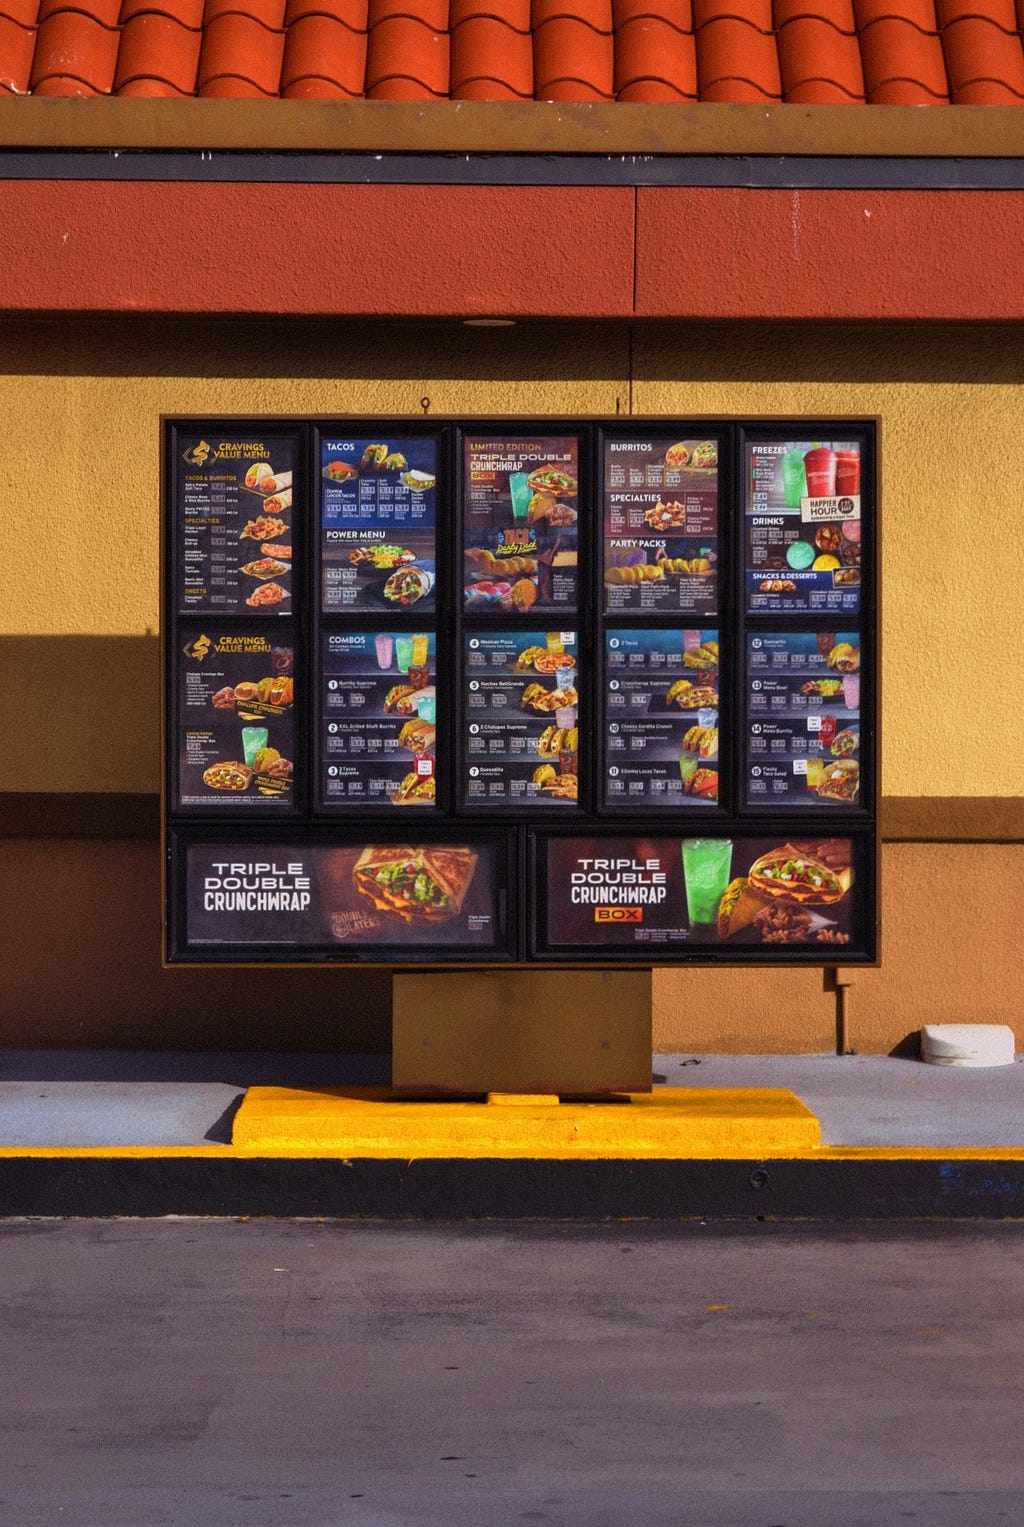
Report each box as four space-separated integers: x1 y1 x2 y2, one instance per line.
165 419 876 965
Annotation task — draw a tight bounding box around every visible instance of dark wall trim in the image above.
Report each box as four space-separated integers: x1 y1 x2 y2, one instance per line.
2 794 1021 842
3 150 1024 190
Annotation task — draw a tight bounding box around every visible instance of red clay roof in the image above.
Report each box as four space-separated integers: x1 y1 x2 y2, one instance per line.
3 0 1024 102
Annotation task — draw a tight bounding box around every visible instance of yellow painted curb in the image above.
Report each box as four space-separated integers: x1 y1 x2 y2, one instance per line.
229 1086 821 1158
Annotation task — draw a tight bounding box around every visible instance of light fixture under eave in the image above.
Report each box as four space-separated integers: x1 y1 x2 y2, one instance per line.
463 317 517 327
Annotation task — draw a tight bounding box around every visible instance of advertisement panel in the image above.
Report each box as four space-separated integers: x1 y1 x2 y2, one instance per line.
604 629 720 807
176 626 296 810
746 632 862 808
464 630 580 806
745 436 863 614
320 432 439 614
183 839 506 955
175 430 299 616
602 433 719 616
539 835 857 954
462 434 580 613
321 630 437 808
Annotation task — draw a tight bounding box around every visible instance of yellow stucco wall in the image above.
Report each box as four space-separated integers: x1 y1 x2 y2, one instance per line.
3 316 1022 798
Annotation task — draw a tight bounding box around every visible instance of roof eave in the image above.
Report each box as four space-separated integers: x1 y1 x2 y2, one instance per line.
1 99 1022 157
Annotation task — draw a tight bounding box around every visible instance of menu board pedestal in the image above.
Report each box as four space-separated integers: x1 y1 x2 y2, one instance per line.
391 970 652 1097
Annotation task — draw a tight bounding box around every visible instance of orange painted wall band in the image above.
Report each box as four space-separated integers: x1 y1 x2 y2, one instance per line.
0 181 635 318
0 181 1022 319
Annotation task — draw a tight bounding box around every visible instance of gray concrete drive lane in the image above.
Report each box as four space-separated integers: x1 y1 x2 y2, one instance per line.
1 1219 1023 1526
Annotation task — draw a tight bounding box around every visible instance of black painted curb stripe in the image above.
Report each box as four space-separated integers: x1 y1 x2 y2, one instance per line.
3 1157 1024 1218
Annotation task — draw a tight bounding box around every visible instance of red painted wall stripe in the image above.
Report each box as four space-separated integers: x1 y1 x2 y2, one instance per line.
0 182 635 318
0 180 1022 319
635 186 1024 320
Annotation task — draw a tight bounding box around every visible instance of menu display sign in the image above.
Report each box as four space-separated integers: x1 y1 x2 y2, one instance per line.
176 431 298 616
540 835 855 952
746 632 861 807
321 631 437 808
604 629 720 807
602 435 719 616
320 434 438 614
184 840 503 953
177 627 296 809
167 418 876 966
462 435 579 613
745 437 863 613
464 631 579 806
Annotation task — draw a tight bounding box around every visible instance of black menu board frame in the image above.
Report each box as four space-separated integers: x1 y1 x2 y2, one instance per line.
163 416 878 966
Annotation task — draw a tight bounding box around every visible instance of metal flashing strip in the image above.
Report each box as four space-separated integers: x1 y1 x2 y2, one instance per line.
2 150 1024 189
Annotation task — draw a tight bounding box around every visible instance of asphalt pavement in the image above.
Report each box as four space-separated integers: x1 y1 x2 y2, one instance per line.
0 1217 1022 1526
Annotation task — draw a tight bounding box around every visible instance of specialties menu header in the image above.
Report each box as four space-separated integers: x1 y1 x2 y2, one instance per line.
176 432 298 616
463 436 580 613
603 435 718 617
320 434 438 614
745 437 862 613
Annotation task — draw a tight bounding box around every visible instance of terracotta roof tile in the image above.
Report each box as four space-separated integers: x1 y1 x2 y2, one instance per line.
859 13 950 98
31 9 120 90
197 9 284 91
778 15 865 96
0 13 35 89
613 0 692 22
38 0 120 24
942 14 1024 95
365 13 448 94
935 0 1015 26
852 0 936 31
115 11 199 86
368 0 447 27
533 0 613 27
615 14 697 96
281 9 365 90
204 0 285 25
450 0 531 24
694 0 772 31
283 0 366 24
0 0 40 25
451 15 534 94
7 0 1024 103
775 0 855 27
696 16 782 97
534 13 615 94
119 0 204 24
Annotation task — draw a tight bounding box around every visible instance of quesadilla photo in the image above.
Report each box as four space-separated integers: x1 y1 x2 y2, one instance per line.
352 846 477 923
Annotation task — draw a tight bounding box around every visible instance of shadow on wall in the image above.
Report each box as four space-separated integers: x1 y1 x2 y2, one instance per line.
0 318 627 384
1 317 1022 386
0 837 393 1051
0 635 162 794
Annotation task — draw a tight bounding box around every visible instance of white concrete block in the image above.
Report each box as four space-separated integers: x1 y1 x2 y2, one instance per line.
920 1024 1016 1068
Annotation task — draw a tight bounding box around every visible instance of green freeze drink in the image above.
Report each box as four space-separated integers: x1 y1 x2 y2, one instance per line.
682 839 733 927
